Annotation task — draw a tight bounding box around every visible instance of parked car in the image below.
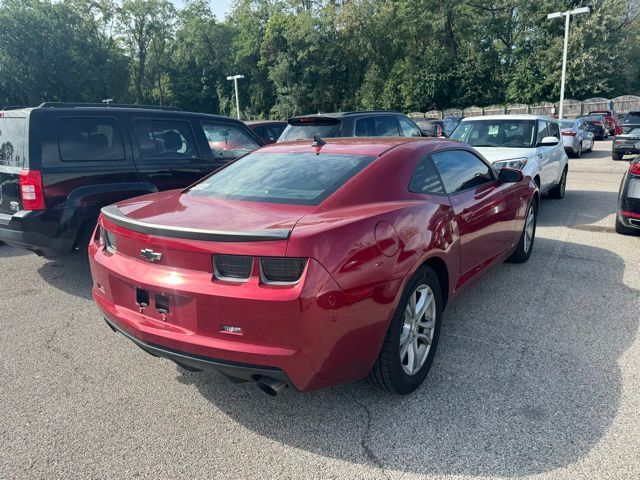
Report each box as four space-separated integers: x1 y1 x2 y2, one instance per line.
615 157 640 235
245 120 287 145
579 117 608 140
415 118 460 137
578 113 609 140
277 111 424 141
449 115 568 197
0 103 262 257
90 137 538 395
612 110 640 160
559 118 594 157
589 110 620 136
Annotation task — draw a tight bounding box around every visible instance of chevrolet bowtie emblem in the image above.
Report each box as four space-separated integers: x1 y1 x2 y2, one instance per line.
140 248 162 262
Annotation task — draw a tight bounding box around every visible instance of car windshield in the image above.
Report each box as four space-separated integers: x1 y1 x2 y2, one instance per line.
186 151 375 206
450 120 536 148
623 113 640 124
278 118 341 142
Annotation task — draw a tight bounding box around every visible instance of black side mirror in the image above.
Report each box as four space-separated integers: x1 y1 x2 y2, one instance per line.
498 168 523 183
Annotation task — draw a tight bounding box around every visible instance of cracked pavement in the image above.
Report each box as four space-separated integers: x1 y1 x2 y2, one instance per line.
1 141 639 479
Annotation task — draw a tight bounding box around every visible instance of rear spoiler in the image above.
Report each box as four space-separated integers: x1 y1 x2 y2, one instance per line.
100 205 291 242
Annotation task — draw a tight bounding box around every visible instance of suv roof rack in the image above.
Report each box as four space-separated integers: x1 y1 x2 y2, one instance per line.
37 102 181 111
340 110 398 116
1 105 30 111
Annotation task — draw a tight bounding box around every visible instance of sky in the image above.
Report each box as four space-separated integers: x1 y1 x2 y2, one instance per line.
172 0 234 19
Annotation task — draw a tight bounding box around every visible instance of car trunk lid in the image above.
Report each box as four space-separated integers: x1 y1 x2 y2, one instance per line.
100 191 314 271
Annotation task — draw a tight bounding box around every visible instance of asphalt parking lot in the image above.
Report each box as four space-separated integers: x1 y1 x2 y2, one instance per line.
1 140 639 480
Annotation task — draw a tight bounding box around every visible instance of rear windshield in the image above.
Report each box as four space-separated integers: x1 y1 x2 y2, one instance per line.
278 118 340 142
0 116 26 167
187 152 374 205
621 126 640 135
560 120 574 129
623 113 640 124
450 120 536 148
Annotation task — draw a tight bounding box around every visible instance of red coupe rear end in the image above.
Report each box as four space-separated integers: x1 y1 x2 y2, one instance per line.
89 138 537 394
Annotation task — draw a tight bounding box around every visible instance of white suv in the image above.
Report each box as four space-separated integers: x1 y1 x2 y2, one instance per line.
450 115 568 198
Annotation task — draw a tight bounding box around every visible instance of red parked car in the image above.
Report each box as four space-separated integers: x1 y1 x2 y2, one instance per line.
245 120 287 144
89 138 539 395
589 110 621 136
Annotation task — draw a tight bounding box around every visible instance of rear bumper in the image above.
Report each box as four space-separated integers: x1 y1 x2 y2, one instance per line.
89 242 400 392
103 315 293 386
0 211 75 256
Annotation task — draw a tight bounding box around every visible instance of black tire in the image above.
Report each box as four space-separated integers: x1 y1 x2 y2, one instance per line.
615 216 638 235
507 198 537 263
367 266 442 395
548 167 567 199
73 221 98 261
612 151 623 161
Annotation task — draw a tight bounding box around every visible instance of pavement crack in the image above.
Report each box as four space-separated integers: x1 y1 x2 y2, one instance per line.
350 393 390 480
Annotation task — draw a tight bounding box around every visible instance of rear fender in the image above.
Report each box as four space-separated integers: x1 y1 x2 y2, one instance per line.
58 182 156 252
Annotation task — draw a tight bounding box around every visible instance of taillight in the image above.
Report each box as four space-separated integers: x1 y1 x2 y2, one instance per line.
562 131 576 136
19 169 45 210
260 257 307 284
213 254 253 282
629 161 640 176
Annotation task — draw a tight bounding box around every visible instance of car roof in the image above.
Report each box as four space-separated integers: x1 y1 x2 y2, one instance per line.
256 137 447 156
462 114 558 122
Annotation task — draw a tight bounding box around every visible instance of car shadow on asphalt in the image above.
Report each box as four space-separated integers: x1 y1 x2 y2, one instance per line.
0 243 34 258
178 238 638 477
37 255 93 300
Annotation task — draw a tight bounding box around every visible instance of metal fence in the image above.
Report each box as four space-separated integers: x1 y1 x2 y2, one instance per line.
408 95 640 119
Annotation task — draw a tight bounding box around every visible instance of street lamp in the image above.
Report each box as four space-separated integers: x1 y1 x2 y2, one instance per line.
226 74 245 119
547 6 590 119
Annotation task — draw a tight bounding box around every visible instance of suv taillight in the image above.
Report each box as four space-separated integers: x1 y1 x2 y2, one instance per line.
630 161 640 176
19 169 45 210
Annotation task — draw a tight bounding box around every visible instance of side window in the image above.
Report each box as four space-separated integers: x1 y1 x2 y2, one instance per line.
134 119 197 159
431 150 494 194
373 116 400 136
202 123 260 159
408 156 445 194
548 122 560 139
536 120 550 144
58 117 125 162
398 117 422 137
355 117 374 136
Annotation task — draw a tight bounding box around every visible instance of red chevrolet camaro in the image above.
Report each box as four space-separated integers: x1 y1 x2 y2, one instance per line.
89 137 538 395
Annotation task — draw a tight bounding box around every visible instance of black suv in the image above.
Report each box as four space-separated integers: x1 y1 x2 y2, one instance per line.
612 110 640 160
277 111 424 142
0 103 262 256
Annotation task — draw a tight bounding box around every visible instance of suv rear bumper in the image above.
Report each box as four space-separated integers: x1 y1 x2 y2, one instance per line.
0 211 75 256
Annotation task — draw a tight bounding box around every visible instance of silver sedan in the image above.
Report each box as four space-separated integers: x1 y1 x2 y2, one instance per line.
560 119 595 157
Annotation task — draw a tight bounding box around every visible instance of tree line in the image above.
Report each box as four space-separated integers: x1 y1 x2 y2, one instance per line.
0 0 638 119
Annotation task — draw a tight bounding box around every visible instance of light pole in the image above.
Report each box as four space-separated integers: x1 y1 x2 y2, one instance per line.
547 7 590 119
226 74 245 119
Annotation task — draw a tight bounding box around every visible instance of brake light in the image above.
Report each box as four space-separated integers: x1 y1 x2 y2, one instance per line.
629 161 640 176
562 131 576 136
0 112 4 118
19 169 45 210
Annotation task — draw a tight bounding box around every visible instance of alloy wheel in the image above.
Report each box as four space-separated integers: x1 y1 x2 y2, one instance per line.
523 204 536 253
400 284 437 375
